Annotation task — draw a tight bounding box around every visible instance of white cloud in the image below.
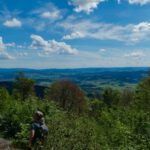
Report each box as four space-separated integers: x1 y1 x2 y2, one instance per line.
30 34 78 55
133 22 150 32
40 11 60 20
5 43 27 50
99 48 106 52
63 31 85 40
17 52 28 57
0 36 14 59
128 22 150 43
124 51 145 57
128 0 150 5
60 17 150 44
17 45 23 48
118 0 150 5
27 3 63 31
6 42 16 48
31 2 62 21
0 37 5 51
69 0 106 14
31 34 48 48
3 18 22 28
0 52 14 60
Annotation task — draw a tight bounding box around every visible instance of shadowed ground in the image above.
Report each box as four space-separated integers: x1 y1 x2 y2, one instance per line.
0 138 22 150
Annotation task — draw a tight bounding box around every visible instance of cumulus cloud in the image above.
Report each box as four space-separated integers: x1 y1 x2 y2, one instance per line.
133 22 150 32
69 0 150 14
60 17 150 44
69 0 106 14
3 18 22 28
128 22 150 43
30 34 78 55
128 0 150 5
31 34 48 48
124 51 145 57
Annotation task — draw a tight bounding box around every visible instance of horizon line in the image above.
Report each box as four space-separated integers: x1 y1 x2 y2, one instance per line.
0 66 150 70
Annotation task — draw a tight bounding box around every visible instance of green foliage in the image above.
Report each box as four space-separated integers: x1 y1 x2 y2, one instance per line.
0 75 150 149
88 99 105 120
0 87 10 110
134 74 150 111
44 114 99 150
119 88 134 107
102 87 121 106
13 123 30 149
14 72 35 101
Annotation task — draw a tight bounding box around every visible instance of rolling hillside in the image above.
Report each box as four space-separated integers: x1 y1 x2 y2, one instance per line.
0 67 149 96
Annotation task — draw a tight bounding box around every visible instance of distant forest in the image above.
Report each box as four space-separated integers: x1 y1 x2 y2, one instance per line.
0 67 149 97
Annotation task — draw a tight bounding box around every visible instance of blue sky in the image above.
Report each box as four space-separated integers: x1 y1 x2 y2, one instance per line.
0 0 150 68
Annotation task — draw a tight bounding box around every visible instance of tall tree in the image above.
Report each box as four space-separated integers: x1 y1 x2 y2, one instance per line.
14 72 35 101
134 73 150 111
45 80 86 114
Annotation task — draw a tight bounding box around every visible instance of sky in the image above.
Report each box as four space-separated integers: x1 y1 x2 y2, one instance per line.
0 0 150 68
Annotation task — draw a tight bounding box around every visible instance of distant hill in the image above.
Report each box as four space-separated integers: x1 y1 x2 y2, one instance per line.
0 67 149 96
0 67 149 81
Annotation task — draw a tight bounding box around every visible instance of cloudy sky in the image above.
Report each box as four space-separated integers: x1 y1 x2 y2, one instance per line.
0 0 150 68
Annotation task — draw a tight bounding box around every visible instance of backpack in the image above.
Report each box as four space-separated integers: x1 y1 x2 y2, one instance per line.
39 124 49 142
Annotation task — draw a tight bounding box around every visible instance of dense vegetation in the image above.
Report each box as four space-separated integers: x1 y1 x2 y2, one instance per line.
0 72 150 150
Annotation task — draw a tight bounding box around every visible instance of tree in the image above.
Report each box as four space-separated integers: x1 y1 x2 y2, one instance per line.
45 80 86 114
0 87 10 110
88 99 104 120
0 87 9 100
102 87 121 107
119 88 134 107
14 72 35 101
134 74 150 111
